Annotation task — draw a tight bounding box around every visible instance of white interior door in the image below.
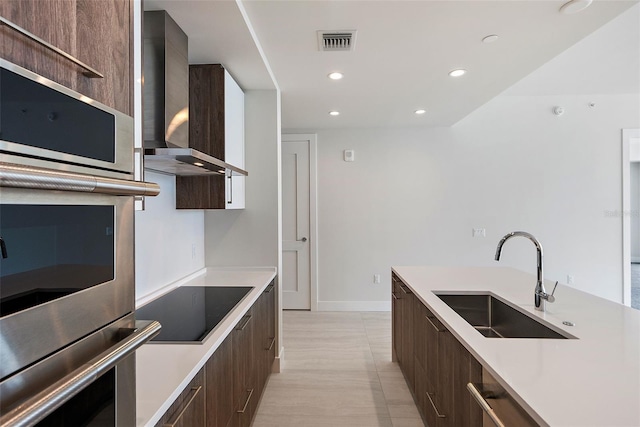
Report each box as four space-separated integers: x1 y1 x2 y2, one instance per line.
282 139 311 309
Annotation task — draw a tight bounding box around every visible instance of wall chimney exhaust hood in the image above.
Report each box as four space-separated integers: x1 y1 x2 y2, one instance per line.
142 11 247 177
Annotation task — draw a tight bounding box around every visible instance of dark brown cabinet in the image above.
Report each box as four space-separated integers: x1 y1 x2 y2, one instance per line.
400 284 415 392
232 310 255 427
393 273 482 427
0 0 133 115
177 64 245 210
155 368 205 427
254 283 276 397
391 275 402 363
189 64 226 160
206 336 234 427
231 281 276 427
160 281 277 427
474 368 538 427
392 273 415 391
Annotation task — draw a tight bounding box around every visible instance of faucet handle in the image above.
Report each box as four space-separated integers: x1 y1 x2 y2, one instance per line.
546 281 559 303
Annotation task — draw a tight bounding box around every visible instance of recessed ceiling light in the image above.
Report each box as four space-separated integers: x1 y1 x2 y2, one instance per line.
328 72 344 80
560 0 593 14
449 69 466 77
415 109 426 115
193 162 204 167
482 35 499 43
329 111 340 116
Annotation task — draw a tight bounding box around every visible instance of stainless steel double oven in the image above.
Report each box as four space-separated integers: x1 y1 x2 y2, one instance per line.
0 59 160 426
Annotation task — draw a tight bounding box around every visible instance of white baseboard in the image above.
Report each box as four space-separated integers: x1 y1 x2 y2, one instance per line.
316 301 391 311
273 346 284 373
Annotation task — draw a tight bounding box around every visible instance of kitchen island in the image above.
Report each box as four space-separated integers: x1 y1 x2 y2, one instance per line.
135 267 277 427
392 266 640 427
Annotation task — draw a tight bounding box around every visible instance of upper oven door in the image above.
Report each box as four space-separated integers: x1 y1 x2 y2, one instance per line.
0 59 133 178
0 187 135 379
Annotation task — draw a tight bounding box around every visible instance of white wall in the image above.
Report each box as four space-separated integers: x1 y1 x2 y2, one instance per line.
204 90 280 267
135 171 205 300
312 92 639 307
295 5 640 309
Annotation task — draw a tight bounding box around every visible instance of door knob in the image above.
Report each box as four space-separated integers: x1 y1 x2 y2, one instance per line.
299 237 308 242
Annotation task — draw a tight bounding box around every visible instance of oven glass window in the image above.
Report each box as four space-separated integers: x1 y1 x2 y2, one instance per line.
0 68 116 163
35 369 115 426
0 205 115 317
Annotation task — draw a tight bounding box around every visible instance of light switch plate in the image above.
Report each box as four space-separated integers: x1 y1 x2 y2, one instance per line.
344 149 355 162
472 228 486 237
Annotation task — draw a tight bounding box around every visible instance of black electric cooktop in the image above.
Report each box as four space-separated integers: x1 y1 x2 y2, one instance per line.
136 286 253 343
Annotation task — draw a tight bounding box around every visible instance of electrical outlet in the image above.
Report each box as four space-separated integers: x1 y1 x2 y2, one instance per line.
472 228 486 238
373 274 381 284
567 275 574 285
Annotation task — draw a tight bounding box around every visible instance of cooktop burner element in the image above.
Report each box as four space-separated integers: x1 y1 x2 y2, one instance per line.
136 286 253 343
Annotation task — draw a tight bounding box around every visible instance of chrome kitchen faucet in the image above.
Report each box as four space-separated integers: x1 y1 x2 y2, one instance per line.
494 231 557 312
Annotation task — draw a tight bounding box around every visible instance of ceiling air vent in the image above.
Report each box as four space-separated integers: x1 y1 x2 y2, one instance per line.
317 30 357 52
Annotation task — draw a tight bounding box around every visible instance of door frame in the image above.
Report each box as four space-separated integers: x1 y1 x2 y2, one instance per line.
282 134 318 311
622 129 640 306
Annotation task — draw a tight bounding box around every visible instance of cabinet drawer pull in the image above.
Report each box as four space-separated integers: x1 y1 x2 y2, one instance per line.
425 315 444 332
227 175 233 204
400 285 411 294
163 386 202 427
237 388 254 413
0 17 104 78
267 337 276 351
236 315 252 331
467 383 505 427
426 392 446 418
392 293 399 300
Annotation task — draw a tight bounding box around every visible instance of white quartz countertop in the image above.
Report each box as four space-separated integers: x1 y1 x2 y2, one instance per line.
135 267 277 427
391 266 640 427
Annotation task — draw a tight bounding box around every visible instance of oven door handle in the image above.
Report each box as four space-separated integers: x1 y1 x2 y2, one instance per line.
0 163 161 197
0 320 161 427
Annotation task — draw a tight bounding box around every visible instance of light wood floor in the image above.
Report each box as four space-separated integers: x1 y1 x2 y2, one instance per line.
253 311 424 427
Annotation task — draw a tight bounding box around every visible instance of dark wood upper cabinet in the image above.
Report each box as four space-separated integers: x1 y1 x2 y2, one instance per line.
177 64 245 210
75 0 132 115
0 0 132 115
189 64 225 159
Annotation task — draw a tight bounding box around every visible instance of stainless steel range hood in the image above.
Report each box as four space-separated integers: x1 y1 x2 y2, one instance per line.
142 11 247 177
144 148 247 176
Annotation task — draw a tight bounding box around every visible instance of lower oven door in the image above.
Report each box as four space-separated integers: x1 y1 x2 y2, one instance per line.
0 314 161 426
0 187 135 379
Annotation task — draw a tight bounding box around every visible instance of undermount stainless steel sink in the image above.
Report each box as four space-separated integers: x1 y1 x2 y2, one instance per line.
435 293 575 339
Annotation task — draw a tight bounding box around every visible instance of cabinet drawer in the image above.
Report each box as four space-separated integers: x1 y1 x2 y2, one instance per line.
155 368 205 427
468 368 539 427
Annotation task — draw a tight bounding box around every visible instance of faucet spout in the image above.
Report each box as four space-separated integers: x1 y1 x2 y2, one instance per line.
494 231 550 311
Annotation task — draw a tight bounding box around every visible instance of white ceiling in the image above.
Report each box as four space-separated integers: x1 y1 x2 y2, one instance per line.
146 0 639 130
144 0 275 90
